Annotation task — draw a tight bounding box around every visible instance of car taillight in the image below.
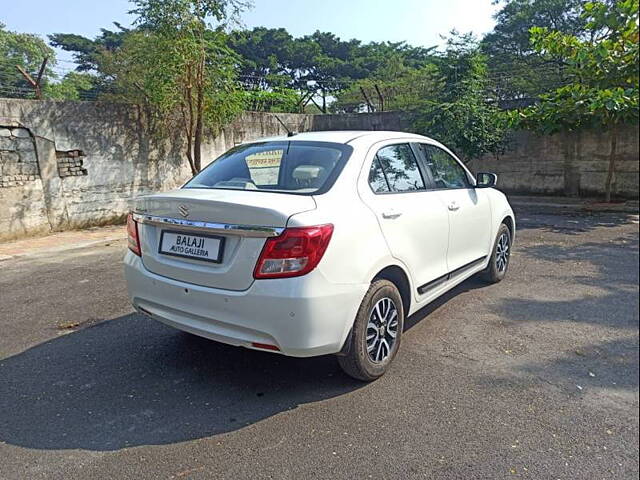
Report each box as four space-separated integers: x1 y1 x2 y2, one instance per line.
253 224 334 279
127 213 142 256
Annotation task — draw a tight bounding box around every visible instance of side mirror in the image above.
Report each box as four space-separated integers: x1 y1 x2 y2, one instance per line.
476 172 497 188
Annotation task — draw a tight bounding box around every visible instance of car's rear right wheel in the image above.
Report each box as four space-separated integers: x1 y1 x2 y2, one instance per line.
337 279 404 382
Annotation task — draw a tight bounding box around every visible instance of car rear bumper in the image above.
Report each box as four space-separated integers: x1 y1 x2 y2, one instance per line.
124 252 368 357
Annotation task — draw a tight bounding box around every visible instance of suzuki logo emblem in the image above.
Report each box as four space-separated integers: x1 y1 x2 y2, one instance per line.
178 204 189 218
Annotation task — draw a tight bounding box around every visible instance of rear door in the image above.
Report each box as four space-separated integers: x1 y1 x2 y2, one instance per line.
415 143 492 274
359 142 450 294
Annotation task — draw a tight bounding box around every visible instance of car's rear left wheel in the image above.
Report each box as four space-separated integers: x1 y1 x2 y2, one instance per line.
337 279 404 381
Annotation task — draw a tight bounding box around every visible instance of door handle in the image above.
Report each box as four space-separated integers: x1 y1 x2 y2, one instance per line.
382 210 402 219
448 202 460 211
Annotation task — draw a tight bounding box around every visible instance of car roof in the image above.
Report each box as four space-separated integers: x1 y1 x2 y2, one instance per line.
248 130 433 145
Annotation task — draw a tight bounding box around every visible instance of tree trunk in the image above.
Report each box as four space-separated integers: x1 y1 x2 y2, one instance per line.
185 137 197 177
185 141 197 177
193 97 203 173
193 58 205 174
604 128 617 203
182 63 197 177
180 103 197 176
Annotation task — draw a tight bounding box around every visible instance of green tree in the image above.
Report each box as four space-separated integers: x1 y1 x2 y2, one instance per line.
515 0 639 201
104 0 250 175
49 24 131 72
43 71 98 100
332 55 440 113
242 87 301 112
293 33 435 112
48 23 437 113
482 0 590 105
0 23 56 98
228 27 296 82
228 27 435 112
412 33 509 161
48 25 133 98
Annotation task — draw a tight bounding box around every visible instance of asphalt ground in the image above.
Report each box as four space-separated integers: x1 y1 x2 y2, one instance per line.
0 210 638 479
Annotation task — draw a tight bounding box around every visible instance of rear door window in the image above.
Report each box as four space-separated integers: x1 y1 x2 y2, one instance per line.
369 143 425 193
368 157 391 193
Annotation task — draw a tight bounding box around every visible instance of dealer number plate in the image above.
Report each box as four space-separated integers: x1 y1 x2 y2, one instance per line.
159 230 224 263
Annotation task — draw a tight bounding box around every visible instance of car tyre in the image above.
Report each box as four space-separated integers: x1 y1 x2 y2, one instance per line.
337 279 404 382
482 223 512 284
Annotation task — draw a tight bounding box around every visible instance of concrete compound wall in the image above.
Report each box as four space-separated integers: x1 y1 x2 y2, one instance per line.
0 99 318 241
467 127 639 199
0 98 637 241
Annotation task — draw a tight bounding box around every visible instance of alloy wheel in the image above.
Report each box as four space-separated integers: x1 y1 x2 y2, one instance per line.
366 297 399 363
496 232 510 273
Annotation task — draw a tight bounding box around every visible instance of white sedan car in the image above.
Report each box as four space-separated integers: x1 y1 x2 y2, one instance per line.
125 131 515 381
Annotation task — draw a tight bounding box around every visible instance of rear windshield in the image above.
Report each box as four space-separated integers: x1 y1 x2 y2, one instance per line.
184 141 353 195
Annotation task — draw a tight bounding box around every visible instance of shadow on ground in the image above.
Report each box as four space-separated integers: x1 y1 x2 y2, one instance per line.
495 232 639 330
476 336 639 395
514 210 638 235
405 276 489 331
0 271 495 453
0 316 363 451
0 259 501 454
479 227 639 393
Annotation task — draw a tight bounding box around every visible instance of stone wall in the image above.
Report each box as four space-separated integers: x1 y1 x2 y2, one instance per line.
0 124 51 239
56 149 88 178
467 127 640 198
0 127 40 187
0 100 315 241
0 98 637 241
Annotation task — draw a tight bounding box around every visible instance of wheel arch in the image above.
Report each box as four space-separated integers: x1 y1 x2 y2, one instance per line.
372 265 412 317
501 214 515 242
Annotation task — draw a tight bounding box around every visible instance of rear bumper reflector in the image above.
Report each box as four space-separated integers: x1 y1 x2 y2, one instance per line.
251 342 281 351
